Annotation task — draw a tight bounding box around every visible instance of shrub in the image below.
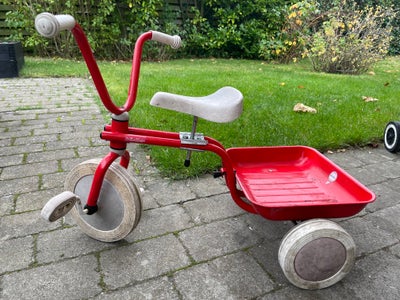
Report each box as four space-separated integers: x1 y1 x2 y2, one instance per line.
281 0 396 74
4 0 179 60
182 0 290 59
4 1 121 58
259 0 319 62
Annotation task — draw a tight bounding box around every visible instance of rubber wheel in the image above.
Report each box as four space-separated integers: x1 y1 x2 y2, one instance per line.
384 121 400 153
278 219 355 290
65 159 142 242
41 191 78 222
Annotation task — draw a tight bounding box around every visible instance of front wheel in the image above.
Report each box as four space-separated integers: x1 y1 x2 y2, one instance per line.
384 121 400 153
65 159 142 242
278 219 355 290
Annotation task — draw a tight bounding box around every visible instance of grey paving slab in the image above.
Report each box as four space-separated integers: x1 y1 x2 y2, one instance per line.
125 204 194 242
93 276 180 299
1 77 400 299
100 234 190 289
0 210 60 240
0 236 34 274
0 255 101 300
183 193 244 225
179 216 262 262
174 252 275 300
36 226 115 264
343 250 400 300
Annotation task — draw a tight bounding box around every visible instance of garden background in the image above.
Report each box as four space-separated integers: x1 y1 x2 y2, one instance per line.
1 0 399 177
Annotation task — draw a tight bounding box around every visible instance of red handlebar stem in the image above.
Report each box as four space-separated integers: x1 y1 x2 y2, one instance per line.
71 23 152 115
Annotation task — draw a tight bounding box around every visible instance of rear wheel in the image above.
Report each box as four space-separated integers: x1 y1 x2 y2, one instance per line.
278 219 355 290
65 159 142 242
384 121 400 153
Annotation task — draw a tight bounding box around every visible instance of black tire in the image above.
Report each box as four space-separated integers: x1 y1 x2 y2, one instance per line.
384 121 400 153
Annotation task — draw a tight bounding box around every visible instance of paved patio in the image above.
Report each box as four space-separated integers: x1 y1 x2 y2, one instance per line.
1 77 399 299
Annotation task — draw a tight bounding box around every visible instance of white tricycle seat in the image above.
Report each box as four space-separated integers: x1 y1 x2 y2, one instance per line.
150 86 243 123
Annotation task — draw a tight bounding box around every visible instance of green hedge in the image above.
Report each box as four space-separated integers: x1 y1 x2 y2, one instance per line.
3 0 399 59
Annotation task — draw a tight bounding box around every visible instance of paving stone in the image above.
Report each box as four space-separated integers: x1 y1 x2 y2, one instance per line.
0 143 43 156
0 154 23 167
100 234 190 289
125 204 194 242
248 239 287 286
179 216 262 262
76 145 109 158
0 236 34 273
341 215 399 257
174 252 275 300
389 243 400 257
241 214 293 241
187 175 228 197
345 167 385 186
94 276 179 299
26 148 76 163
0 210 60 240
15 188 63 213
45 138 92 151
372 204 400 240
145 178 197 206
183 193 243 225
0 176 39 197
368 160 400 180
41 172 67 190
37 227 115 264
2 77 400 299
343 250 400 299
0 160 59 180
14 134 60 146
0 194 14 215
139 190 160 210
365 181 400 213
261 285 353 300
0 255 101 300
325 151 365 169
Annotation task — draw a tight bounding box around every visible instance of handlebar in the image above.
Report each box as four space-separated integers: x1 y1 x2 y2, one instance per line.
35 13 181 49
34 12 181 115
151 31 181 49
35 13 75 38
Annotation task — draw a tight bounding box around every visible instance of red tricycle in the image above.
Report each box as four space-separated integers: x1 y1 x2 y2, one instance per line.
35 13 375 290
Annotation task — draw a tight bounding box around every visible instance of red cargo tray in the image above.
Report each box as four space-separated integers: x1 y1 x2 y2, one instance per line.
227 146 375 220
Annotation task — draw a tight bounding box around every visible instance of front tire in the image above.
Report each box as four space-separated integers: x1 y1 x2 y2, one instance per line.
65 159 142 242
384 121 400 153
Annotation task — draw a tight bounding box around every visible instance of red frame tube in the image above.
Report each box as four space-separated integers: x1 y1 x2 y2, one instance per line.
71 24 152 115
86 152 120 207
100 127 256 214
69 22 255 214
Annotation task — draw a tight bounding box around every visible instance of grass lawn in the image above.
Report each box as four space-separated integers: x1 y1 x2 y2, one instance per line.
21 56 400 178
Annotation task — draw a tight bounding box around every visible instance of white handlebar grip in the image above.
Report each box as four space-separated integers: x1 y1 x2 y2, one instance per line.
151 31 181 49
35 12 75 38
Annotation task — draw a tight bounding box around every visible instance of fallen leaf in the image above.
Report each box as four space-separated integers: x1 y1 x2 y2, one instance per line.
298 85 305 89
367 71 376 75
293 103 317 113
384 82 390 86
362 96 378 102
279 82 286 86
367 143 379 148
